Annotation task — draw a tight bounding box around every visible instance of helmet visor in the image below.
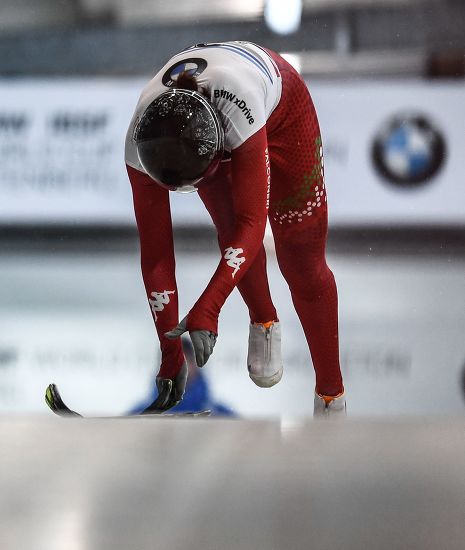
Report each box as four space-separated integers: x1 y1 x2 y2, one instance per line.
135 90 224 192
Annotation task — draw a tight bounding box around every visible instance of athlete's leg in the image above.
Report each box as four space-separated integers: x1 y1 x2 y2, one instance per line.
266 59 344 397
198 161 277 324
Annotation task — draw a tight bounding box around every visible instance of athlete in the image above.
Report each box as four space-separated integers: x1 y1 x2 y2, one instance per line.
125 41 346 417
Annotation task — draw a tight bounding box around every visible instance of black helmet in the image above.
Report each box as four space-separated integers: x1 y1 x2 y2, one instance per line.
134 89 224 193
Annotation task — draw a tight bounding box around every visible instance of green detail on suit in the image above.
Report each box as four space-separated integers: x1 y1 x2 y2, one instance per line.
271 136 324 215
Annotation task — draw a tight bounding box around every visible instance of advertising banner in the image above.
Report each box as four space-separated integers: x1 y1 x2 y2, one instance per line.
313 80 465 226
0 78 464 226
0 80 140 224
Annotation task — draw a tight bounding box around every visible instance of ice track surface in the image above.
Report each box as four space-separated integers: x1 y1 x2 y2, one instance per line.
2 416 465 550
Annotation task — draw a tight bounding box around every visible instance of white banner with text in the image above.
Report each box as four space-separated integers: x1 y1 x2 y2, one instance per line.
0 78 464 227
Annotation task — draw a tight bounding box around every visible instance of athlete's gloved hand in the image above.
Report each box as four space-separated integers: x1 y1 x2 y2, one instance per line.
140 362 188 414
165 316 217 368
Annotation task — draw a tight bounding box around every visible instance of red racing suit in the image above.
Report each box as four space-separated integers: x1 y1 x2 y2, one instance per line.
126 42 343 395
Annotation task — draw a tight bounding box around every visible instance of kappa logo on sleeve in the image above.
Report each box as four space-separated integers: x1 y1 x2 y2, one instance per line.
224 247 246 278
149 290 175 320
213 89 255 125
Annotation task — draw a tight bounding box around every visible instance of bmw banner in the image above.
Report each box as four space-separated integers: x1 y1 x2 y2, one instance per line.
311 80 465 227
0 78 464 227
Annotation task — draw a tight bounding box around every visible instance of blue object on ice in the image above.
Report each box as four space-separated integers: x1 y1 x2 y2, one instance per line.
129 371 235 417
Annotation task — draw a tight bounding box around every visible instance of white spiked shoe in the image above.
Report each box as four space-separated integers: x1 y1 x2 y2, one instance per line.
247 321 283 388
313 390 347 418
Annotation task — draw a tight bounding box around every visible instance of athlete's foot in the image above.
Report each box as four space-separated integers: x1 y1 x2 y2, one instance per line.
313 388 347 418
247 321 283 388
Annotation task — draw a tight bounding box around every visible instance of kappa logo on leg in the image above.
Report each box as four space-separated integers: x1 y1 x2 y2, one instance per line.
224 247 246 278
149 290 175 320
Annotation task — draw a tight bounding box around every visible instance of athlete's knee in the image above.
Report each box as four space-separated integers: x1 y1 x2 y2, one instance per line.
302 262 334 295
295 265 335 303
276 241 332 295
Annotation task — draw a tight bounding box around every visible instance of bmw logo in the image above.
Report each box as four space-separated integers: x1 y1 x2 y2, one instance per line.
372 114 446 188
162 58 207 87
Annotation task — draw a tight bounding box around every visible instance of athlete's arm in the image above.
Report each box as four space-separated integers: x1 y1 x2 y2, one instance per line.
185 126 270 334
127 164 185 379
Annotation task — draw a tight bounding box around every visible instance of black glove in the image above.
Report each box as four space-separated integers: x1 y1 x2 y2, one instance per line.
165 316 217 368
140 362 188 414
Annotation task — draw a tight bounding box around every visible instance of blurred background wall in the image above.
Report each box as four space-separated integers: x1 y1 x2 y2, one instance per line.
0 0 464 417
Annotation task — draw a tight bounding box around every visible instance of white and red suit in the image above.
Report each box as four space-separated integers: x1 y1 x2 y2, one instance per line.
125 42 344 397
